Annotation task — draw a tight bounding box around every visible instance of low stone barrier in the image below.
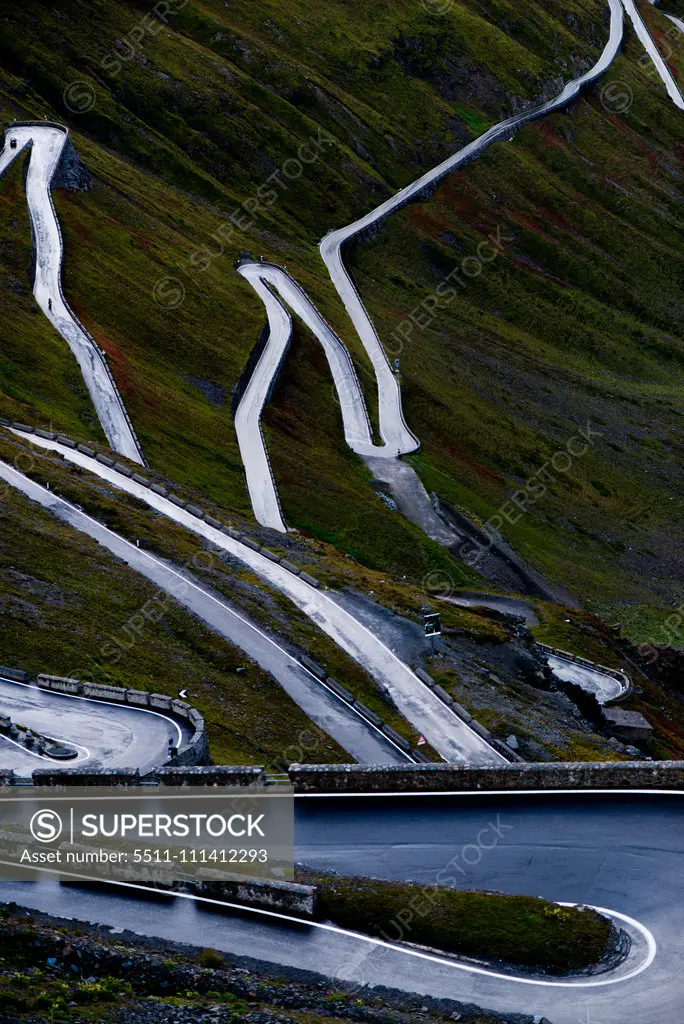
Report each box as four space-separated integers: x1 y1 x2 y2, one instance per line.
295 655 419 760
126 689 149 706
83 682 127 702
149 693 172 711
0 666 29 683
196 876 316 917
150 766 265 786
411 669 521 762
287 761 684 793
37 674 83 695
6 422 322 587
33 768 141 786
536 642 631 697
33 673 208 766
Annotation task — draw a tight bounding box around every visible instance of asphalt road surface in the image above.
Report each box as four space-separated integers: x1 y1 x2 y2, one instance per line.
0 677 187 774
0 791 680 1023
233 0 625 531
546 656 627 704
8 436 504 765
0 457 415 766
0 125 142 463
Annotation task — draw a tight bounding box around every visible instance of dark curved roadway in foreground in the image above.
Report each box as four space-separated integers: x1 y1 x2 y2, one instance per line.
1 791 681 1023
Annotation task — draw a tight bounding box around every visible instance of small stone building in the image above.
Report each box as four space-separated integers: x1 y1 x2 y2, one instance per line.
602 707 653 744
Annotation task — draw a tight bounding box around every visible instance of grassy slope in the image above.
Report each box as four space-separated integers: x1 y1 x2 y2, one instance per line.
0 0 680 644
0 0 605 579
301 870 613 972
0 477 349 767
3 429 484 756
346 19 684 641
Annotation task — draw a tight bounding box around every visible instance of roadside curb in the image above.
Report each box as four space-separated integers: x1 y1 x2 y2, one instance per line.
1 421 321 587
414 667 523 763
298 656 422 761
0 665 208 767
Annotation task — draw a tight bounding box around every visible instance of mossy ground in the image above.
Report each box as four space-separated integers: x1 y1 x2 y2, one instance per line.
300 869 613 972
0 0 681 760
0 906 506 1024
0 0 668 609
0 477 351 766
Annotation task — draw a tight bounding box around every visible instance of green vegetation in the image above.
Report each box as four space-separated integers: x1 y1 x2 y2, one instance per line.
348 24 684 639
302 870 614 972
0 465 350 766
0 0 680 760
0 0 661 605
0 429 441 758
0 907 504 1023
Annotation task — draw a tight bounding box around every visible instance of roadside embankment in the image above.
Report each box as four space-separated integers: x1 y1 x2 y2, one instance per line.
0 905 550 1024
298 870 616 974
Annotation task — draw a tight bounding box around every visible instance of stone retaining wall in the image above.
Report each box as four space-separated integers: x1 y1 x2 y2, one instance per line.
5 760 684 794
34 675 209 766
33 768 141 786
287 761 684 793
196 876 316 917
150 766 265 786
23 766 267 786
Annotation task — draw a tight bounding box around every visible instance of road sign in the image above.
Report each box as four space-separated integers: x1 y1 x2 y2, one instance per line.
417 735 427 746
423 613 441 637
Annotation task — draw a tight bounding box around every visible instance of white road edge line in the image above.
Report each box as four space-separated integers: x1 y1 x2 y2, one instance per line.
292 788 684 798
0 676 183 751
0 869 656 989
6 437 501 764
233 0 626 530
0 732 90 765
0 125 143 463
0 465 412 765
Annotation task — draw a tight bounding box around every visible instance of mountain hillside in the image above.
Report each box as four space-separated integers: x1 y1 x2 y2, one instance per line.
0 0 682 645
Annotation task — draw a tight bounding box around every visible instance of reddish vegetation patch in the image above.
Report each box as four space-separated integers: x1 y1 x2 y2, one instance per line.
507 210 558 246
59 202 95 248
458 453 505 483
532 120 569 149
601 109 661 168
407 206 454 239
130 230 151 251
506 251 569 287
438 179 487 221
95 333 125 363
530 202 583 241
92 331 144 404
646 19 682 81
422 415 505 484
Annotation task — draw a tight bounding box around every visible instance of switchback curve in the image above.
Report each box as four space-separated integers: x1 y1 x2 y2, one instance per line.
233 0 683 534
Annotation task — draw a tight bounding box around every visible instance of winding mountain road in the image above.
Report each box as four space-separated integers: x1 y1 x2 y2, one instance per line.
0 676 186 774
0 3 682 1021
232 0 683 533
0 458 417 767
0 124 143 465
2 790 681 1023
546 655 628 704
4 431 506 765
